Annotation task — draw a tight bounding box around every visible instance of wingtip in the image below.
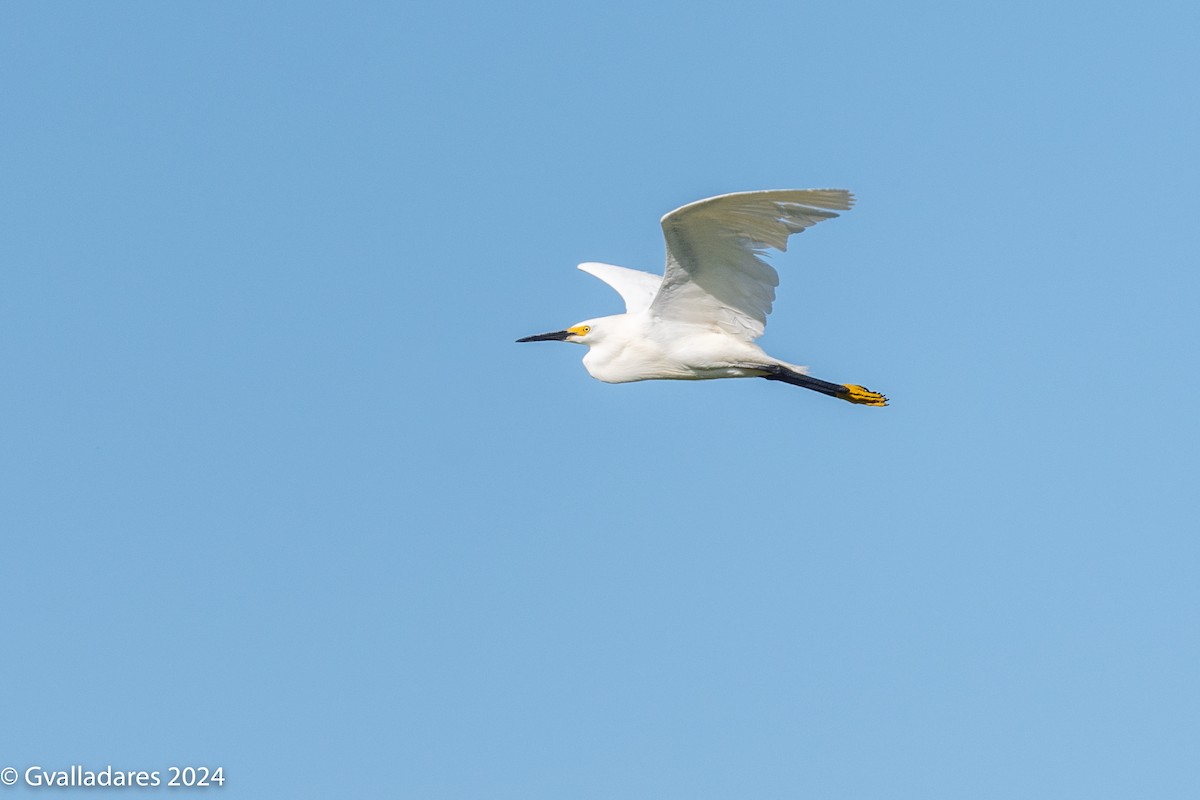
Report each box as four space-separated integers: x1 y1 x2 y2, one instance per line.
807 188 855 210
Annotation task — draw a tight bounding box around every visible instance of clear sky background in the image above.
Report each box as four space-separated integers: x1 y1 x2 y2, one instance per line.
2 1 1198 798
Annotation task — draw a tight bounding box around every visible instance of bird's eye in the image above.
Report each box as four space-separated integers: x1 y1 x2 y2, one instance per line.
582 326 591 333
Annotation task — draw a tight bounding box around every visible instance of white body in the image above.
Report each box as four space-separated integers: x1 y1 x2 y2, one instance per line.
578 311 796 383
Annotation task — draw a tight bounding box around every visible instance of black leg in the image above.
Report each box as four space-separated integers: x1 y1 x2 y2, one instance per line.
759 364 888 406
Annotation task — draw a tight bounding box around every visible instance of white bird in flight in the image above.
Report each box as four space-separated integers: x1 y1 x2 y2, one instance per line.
518 189 887 406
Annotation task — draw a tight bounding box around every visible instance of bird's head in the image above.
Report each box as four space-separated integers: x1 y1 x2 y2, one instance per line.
516 319 601 346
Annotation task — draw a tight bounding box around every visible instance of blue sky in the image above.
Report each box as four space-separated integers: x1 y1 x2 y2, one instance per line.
2 1 1198 797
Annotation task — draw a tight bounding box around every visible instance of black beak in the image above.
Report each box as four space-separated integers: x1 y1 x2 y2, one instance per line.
516 330 570 343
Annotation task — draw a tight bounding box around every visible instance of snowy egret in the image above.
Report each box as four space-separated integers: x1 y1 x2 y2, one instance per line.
518 189 887 406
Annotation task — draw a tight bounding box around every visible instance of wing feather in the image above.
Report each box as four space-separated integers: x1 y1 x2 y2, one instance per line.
577 262 662 313
652 189 853 340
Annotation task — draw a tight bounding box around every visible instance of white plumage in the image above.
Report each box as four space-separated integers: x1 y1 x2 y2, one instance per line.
518 190 886 406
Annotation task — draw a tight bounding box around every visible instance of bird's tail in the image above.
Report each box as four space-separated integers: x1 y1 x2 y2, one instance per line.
760 364 888 407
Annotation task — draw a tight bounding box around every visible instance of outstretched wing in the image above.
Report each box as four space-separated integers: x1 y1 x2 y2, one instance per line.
652 189 853 340
578 262 662 313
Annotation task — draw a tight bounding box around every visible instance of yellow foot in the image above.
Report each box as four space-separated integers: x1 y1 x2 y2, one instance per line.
842 384 888 407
